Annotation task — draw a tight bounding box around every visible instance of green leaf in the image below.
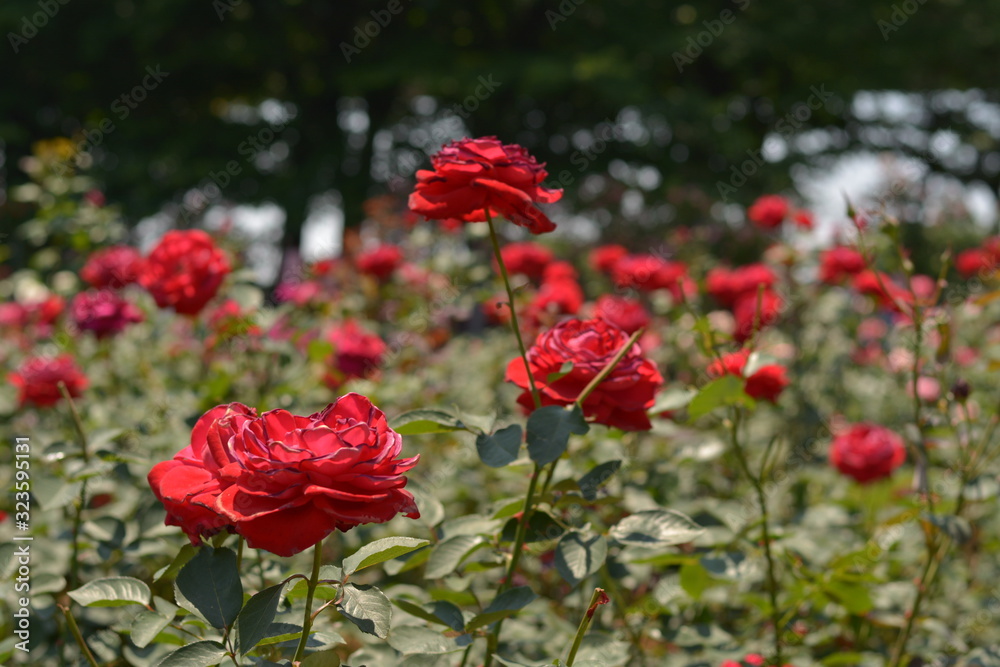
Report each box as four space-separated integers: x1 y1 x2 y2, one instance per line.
153 544 199 585
337 583 392 639
609 509 705 547
68 577 150 607
393 599 466 632
393 409 468 435
823 580 873 615
649 388 697 414
476 424 524 468
343 537 431 576
388 625 461 655
153 640 228 667
424 535 490 579
175 547 243 629
555 531 608 587
500 510 565 544
546 361 575 383
922 513 972 544
232 583 287 656
679 562 715 600
465 586 537 631
300 650 342 667
526 405 589 465
130 609 175 648
578 460 622 501
687 375 754 420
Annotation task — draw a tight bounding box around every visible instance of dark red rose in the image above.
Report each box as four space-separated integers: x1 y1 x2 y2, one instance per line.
747 195 789 229
956 248 995 279
707 349 751 379
71 289 144 339
732 289 783 342
818 247 866 284
852 270 913 312
792 209 814 229
829 423 906 483
589 244 628 274
706 264 777 308
611 254 687 293
9 354 88 408
541 260 578 283
408 137 562 234
139 230 230 315
81 245 143 289
0 295 64 334
531 277 584 317
707 349 788 403
505 318 664 431
497 241 554 281
594 294 650 334
149 395 420 557
357 244 404 280
325 320 388 388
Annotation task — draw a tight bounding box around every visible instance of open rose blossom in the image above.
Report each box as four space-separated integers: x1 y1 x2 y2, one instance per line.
71 289 144 339
829 423 906 484
747 194 790 229
81 245 143 289
408 137 562 234
9 354 88 408
147 393 420 557
497 241 554 281
356 244 404 281
707 349 789 403
325 320 388 388
139 230 230 315
505 318 664 431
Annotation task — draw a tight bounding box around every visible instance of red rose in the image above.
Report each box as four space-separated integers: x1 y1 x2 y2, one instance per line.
611 254 687 293
589 244 629 274
792 209 814 229
81 245 143 289
707 349 788 403
71 289 144 339
531 277 584 317
852 270 913 312
408 137 562 234
9 354 88 408
594 294 651 334
829 423 906 483
732 289 783 342
505 318 664 431
497 241 554 281
139 230 230 315
325 320 388 388
706 264 777 308
357 244 404 280
818 247 866 284
149 395 420 557
955 247 995 279
747 195 789 229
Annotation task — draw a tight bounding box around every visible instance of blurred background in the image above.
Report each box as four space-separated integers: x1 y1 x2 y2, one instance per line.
2 0 999 286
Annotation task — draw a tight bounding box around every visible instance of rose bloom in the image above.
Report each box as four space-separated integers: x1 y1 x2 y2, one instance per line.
147 393 420 557
829 423 906 484
732 289 783 342
0 295 64 334
792 209 814 229
505 318 664 431
81 245 144 289
818 246 866 284
706 264 777 308
531 278 584 317
325 320 388 388
593 294 651 334
707 349 789 403
853 270 913 312
497 241 554 281
139 230 230 315
71 289 144 339
9 354 88 408
955 247 995 279
356 244 404 281
747 194 789 229
408 137 563 234
611 254 688 293
589 244 629 274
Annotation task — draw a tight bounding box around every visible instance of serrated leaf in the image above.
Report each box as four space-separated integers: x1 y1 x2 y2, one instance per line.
555 531 608 587
343 537 431 576
68 577 150 607
609 509 704 547
233 583 286 656
424 535 489 579
337 583 392 638
131 609 175 648
526 405 589 465
153 640 228 667
393 409 467 435
578 460 622 501
175 547 243 629
465 586 537 631
687 375 753 420
476 424 523 468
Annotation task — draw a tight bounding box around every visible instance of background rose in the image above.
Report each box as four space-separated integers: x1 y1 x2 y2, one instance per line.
9 354 88 408
505 317 663 431
829 423 907 483
71 289 144 339
356 244 404 281
139 230 230 315
324 320 388 388
81 245 143 289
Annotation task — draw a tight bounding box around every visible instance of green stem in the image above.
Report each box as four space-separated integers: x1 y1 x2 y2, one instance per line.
486 212 541 409
293 538 326 662
574 328 644 408
566 588 607 666
59 383 90 590
60 603 100 667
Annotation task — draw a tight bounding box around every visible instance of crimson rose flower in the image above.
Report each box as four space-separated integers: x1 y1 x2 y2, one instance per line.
589 244 628 274
9 354 88 408
531 276 584 317
81 245 143 289
611 254 688 293
140 230 230 315
71 289 144 339
818 247 866 284
409 137 562 234
829 423 906 483
497 241 554 281
747 194 789 229
706 264 777 308
325 320 388 388
593 294 650 334
357 244 404 281
505 318 663 431
707 349 788 403
733 289 783 342
147 393 420 557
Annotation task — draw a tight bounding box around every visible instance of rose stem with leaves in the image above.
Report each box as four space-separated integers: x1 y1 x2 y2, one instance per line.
59 603 99 667
565 588 609 666
293 536 326 662
59 382 90 590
